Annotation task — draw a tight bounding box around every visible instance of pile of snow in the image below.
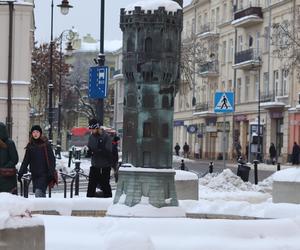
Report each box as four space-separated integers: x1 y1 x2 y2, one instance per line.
175 170 198 181
125 0 182 13
0 193 43 230
199 169 259 192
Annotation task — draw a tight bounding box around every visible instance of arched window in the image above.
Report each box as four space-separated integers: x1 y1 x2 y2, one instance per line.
143 122 152 137
127 38 134 52
162 95 169 108
166 39 172 52
145 37 152 53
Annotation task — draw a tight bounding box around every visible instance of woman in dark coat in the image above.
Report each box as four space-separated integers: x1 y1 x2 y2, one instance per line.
18 125 56 197
292 142 300 165
269 142 277 165
0 122 19 194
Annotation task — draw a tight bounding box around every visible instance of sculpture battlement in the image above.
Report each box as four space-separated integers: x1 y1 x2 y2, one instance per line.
120 6 182 28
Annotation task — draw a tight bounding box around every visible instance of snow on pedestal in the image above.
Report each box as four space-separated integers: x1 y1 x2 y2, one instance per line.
0 193 45 250
272 167 300 204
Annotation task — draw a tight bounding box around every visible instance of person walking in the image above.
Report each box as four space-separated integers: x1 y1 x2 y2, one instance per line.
292 142 300 165
18 125 56 198
86 118 112 198
174 143 180 156
0 122 19 194
183 142 189 158
111 135 120 183
269 142 277 165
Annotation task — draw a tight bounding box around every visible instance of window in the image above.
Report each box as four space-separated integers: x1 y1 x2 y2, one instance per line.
264 27 269 52
145 37 152 53
223 3 227 22
211 10 215 29
238 35 243 52
162 123 169 138
127 38 134 52
228 80 233 91
221 81 225 91
216 7 220 25
166 39 172 52
142 94 154 108
274 70 279 96
245 75 250 102
197 15 202 33
282 69 288 96
254 74 259 101
143 122 152 137
143 152 151 166
126 121 134 136
162 95 169 108
263 72 269 96
237 78 241 104
222 41 227 63
229 39 234 62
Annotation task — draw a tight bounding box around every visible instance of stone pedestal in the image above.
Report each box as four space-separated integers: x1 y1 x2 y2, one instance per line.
175 179 198 200
273 181 300 204
0 225 45 250
113 168 178 208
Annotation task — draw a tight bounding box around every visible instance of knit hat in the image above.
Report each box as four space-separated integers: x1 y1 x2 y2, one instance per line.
88 118 101 129
31 125 42 134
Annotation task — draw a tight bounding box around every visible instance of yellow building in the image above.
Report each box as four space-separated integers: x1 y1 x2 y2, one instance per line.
174 0 300 163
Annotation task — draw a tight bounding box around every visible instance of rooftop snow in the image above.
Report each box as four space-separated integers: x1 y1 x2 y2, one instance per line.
125 0 182 13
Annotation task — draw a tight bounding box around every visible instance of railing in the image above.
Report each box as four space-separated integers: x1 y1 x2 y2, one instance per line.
260 92 274 102
195 102 209 112
199 60 219 74
234 48 261 64
234 6 263 20
198 22 219 35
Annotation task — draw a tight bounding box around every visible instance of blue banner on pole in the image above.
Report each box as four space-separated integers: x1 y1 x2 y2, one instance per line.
88 66 108 99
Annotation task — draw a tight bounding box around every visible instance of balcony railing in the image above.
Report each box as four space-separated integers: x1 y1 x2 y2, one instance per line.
195 102 209 112
232 6 263 28
260 90 275 103
199 60 219 77
197 22 219 38
233 48 261 70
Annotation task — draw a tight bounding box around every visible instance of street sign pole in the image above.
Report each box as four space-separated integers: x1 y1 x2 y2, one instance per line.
223 113 226 169
214 91 234 169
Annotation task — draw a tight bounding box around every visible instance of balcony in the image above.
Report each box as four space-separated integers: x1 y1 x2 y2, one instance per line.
199 60 219 77
195 102 209 112
197 23 219 39
232 48 261 70
231 6 263 28
260 90 275 103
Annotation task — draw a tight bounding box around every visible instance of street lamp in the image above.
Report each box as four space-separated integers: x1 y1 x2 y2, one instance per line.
257 56 262 161
56 29 75 157
94 0 105 125
48 0 73 143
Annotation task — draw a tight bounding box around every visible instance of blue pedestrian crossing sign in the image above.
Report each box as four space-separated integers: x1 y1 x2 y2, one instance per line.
88 66 108 99
214 92 234 113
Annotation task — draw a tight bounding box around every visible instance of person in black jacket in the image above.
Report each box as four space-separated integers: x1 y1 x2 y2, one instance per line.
0 122 19 194
269 142 277 165
111 135 120 183
292 142 300 165
174 143 180 156
86 119 112 198
18 125 56 198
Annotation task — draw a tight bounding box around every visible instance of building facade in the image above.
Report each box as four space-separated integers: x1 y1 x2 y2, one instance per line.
174 0 300 163
0 1 34 157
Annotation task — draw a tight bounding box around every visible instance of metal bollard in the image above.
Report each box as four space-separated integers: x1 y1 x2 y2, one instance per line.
74 160 81 196
209 161 213 173
68 149 73 168
253 160 258 185
277 162 281 171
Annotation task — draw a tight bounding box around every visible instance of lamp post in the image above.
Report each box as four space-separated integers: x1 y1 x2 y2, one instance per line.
48 0 72 142
95 0 105 125
56 29 74 154
257 56 262 161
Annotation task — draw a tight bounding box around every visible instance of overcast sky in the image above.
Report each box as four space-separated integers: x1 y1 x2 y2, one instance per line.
34 0 192 44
